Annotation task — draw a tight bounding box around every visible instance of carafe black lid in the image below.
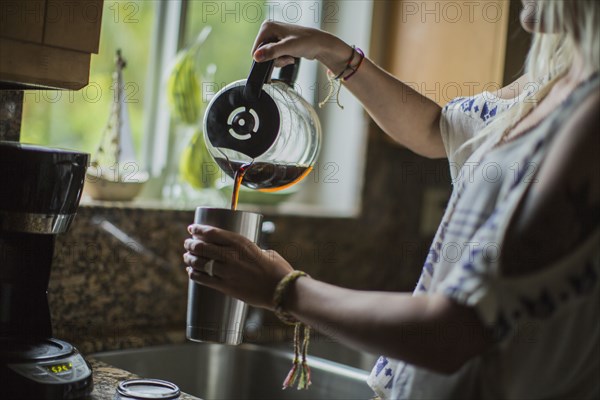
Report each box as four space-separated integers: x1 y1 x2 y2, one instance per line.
204 59 280 159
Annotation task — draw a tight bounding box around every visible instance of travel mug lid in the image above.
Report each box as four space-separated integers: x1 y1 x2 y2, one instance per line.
115 379 180 399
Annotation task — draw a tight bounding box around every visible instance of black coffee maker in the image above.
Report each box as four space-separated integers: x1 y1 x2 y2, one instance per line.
0 142 93 399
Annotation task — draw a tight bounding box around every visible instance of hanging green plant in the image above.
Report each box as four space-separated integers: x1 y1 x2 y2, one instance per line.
179 128 216 189
167 48 202 125
166 26 218 189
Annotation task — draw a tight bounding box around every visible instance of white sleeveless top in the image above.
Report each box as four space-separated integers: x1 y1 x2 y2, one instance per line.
367 75 600 399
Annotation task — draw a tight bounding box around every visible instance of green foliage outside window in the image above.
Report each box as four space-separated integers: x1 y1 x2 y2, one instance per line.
184 1 265 103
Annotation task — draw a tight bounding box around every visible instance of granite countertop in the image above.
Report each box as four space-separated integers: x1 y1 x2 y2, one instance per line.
88 359 199 400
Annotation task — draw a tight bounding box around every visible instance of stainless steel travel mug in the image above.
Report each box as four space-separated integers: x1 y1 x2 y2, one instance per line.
186 207 263 345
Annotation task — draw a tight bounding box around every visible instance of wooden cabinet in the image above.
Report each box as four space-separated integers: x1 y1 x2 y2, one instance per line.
0 0 103 89
377 0 529 106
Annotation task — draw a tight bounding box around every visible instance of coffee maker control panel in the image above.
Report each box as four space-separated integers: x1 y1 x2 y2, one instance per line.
8 353 91 384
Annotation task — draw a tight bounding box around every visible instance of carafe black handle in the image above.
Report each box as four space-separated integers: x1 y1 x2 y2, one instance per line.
244 44 275 101
277 58 301 87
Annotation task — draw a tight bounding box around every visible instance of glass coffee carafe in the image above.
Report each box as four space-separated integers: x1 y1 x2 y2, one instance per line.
203 57 321 193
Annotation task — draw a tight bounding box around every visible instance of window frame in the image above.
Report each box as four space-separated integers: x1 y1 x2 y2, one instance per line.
140 0 374 217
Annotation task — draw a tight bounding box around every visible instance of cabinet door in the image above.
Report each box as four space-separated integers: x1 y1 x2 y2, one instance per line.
0 37 90 89
0 0 47 43
43 0 103 53
386 0 509 105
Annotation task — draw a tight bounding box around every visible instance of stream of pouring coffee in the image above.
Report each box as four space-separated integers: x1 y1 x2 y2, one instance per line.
231 162 253 210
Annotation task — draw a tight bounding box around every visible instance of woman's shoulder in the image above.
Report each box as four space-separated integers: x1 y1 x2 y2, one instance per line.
488 74 532 100
442 76 530 124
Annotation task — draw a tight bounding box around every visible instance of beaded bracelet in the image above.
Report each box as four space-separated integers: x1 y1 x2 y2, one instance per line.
272 270 312 390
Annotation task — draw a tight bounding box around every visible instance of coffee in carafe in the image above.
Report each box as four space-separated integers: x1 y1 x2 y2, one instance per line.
225 159 314 210
204 50 321 206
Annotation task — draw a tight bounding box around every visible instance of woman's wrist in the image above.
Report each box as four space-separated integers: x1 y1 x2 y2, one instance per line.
315 33 354 76
280 275 306 311
272 271 308 324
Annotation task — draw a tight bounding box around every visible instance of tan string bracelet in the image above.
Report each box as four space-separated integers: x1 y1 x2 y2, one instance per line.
272 270 312 390
318 45 365 109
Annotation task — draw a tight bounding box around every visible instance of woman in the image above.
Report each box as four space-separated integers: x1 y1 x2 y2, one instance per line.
183 0 599 398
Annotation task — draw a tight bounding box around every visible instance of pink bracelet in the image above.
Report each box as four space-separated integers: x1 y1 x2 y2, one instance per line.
332 45 357 80
342 47 365 81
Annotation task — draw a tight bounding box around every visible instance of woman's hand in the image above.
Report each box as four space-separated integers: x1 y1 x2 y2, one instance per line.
252 22 446 159
251 20 353 76
183 224 294 310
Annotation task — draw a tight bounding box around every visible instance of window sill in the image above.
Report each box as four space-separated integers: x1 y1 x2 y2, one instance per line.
79 196 360 219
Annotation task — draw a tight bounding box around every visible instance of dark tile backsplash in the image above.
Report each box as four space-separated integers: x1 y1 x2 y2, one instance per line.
49 125 452 354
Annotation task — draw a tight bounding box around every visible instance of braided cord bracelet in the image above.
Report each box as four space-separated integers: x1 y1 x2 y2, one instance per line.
273 270 312 390
318 45 366 109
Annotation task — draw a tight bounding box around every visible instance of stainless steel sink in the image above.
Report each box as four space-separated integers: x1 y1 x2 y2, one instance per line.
91 342 375 399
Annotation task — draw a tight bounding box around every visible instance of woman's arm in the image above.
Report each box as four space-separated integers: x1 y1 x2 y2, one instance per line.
283 277 491 374
252 21 446 159
183 227 491 374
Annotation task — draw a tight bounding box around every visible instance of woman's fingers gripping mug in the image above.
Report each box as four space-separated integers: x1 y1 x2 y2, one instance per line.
186 207 263 345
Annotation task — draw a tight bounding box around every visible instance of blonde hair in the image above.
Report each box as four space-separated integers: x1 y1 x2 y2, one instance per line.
453 0 599 156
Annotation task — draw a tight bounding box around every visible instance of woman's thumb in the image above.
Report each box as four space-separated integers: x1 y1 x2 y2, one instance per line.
253 42 282 62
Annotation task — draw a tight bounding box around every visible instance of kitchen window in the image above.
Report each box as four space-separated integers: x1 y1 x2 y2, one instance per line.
20 0 156 155
20 0 373 217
